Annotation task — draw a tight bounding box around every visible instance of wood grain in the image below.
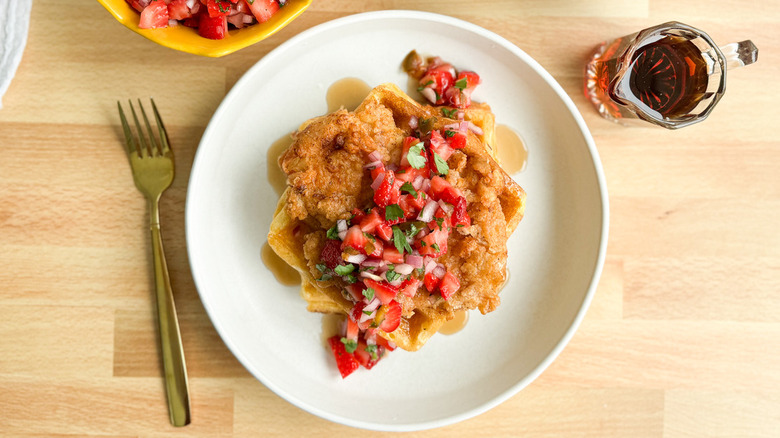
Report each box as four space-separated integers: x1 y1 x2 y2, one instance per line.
1 0 779 436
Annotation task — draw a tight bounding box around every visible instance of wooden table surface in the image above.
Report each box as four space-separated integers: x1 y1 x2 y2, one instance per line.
1 1 779 436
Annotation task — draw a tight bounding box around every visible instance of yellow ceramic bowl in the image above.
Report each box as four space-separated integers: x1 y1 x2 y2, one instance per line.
97 0 312 57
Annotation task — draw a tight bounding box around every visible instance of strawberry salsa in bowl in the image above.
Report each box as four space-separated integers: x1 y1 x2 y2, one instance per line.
98 0 311 56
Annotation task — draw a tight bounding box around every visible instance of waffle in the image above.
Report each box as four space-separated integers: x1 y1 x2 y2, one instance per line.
268 83 526 351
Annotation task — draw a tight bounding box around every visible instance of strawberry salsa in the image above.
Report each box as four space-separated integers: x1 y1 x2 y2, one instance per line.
125 0 285 40
403 50 481 110
323 59 482 378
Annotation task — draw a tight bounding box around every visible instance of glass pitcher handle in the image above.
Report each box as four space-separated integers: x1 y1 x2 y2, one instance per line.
719 40 758 70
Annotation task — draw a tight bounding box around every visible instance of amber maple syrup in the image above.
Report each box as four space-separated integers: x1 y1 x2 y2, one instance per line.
587 35 709 121
620 36 709 118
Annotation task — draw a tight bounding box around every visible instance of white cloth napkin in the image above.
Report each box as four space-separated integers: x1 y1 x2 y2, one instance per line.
0 0 33 109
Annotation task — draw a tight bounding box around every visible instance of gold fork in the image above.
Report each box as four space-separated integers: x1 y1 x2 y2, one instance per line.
118 99 191 427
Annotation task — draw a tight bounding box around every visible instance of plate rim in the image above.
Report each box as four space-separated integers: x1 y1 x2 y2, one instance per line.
186 9 609 431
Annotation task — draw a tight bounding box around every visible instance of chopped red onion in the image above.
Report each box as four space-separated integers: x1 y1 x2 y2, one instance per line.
243 14 254 24
168 19 178 27
412 175 424 191
345 254 366 264
359 310 375 324
360 271 384 281
337 219 348 240
425 260 438 274
186 0 196 8
418 199 438 222
190 2 200 13
388 276 404 287
394 264 414 275
420 87 437 104
387 163 398 172
459 121 469 134
457 110 465 121
375 262 389 274
409 116 418 130
468 121 484 135
368 151 382 162
421 178 431 193
370 172 385 191
433 264 446 279
438 200 454 215
406 254 424 269
227 14 244 28
363 160 383 169
364 297 381 311
361 258 382 268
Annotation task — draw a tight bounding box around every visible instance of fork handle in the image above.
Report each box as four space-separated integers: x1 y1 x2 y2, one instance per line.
150 201 191 427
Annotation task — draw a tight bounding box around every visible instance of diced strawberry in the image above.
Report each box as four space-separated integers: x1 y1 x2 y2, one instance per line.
350 208 366 225
430 175 460 204
345 318 359 342
451 196 471 227
427 207 451 232
138 0 169 29
328 335 359 378
243 0 279 23
374 169 398 208
341 225 368 254
429 130 454 161
382 245 404 264
399 277 420 297
439 271 460 300
397 195 418 219
449 132 467 149
376 223 393 241
345 284 365 302
167 0 192 20
369 163 386 181
198 13 227 39
320 239 342 269
418 228 448 257
205 0 232 16
378 300 402 333
368 242 383 258
376 335 396 352
457 71 481 88
353 339 380 369
363 279 398 305
420 64 455 105
400 136 420 167
424 271 441 292
395 166 430 182
359 208 383 233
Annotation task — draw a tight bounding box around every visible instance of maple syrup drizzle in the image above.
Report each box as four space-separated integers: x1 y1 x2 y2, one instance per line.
267 133 294 197
326 77 372 113
439 310 469 335
261 241 300 286
495 124 528 174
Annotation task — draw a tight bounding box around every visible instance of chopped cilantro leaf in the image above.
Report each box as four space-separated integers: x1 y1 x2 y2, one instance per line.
363 310 374 316
417 80 434 92
392 226 413 255
435 217 445 230
317 273 332 281
431 243 441 252
365 344 379 360
385 269 402 282
316 263 327 272
454 77 468 90
400 182 418 197
444 129 456 138
344 274 357 284
433 151 449 175
363 287 375 301
406 222 421 239
385 204 404 222
406 142 426 169
326 225 340 240
441 107 457 118
340 338 357 353
334 264 355 276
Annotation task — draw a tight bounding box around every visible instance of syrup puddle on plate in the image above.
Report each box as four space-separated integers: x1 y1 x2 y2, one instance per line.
326 77 372 113
261 241 300 286
439 310 469 336
321 313 346 348
495 124 528 174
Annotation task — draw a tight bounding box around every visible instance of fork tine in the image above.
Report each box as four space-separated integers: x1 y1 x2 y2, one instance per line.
137 99 160 157
117 101 138 156
150 98 171 154
128 100 149 158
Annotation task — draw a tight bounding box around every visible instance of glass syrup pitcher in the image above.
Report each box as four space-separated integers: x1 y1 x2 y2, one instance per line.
584 21 758 129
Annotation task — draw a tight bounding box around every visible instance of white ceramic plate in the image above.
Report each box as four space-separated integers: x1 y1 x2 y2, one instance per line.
186 10 608 431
